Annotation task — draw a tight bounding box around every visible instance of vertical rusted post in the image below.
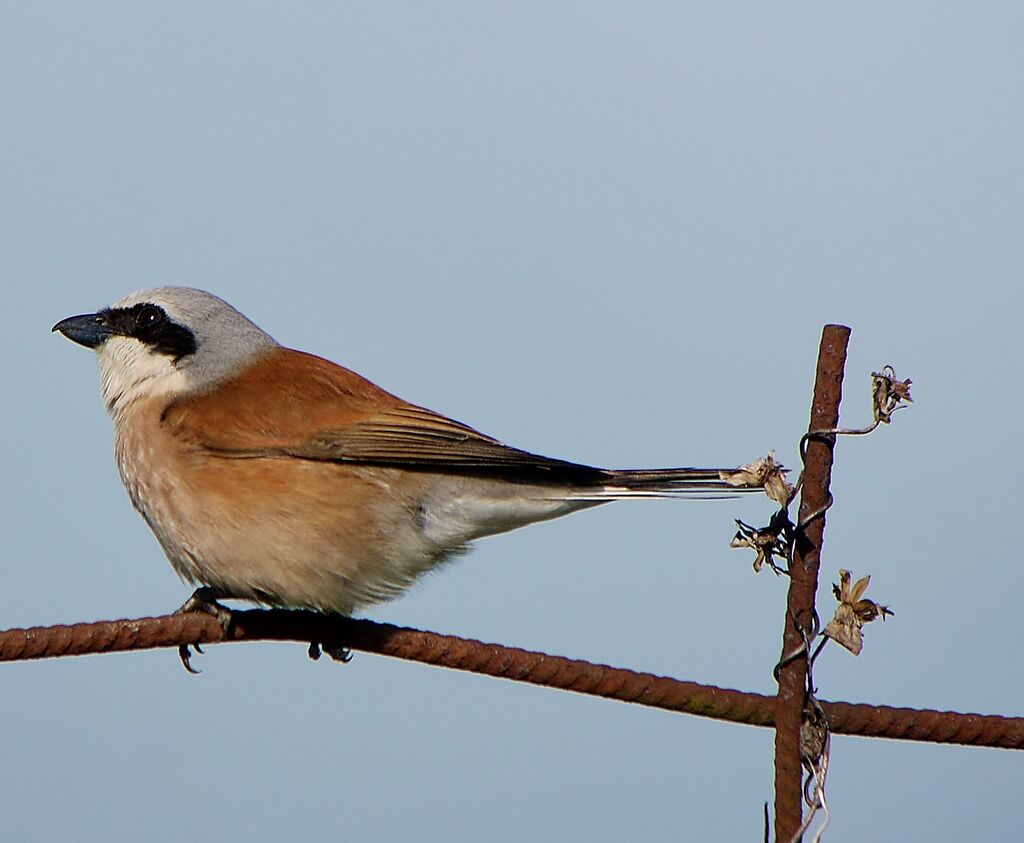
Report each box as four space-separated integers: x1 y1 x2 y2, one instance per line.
774 324 850 841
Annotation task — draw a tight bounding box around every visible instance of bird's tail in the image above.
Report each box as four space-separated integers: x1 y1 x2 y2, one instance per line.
556 466 763 501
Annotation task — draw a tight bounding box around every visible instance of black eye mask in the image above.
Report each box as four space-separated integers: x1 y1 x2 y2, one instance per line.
100 303 198 360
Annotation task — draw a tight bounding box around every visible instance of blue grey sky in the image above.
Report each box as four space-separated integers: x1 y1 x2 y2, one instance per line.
2 4 1021 840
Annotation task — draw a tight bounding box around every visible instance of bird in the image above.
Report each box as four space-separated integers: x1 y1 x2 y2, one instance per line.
54 287 759 618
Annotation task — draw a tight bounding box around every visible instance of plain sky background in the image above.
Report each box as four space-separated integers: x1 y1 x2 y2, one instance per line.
1 4 1021 840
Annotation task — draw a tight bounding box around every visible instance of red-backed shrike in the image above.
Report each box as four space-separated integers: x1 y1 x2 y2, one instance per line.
54 288 757 615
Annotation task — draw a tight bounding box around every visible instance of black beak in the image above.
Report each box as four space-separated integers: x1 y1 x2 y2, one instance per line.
52 313 113 349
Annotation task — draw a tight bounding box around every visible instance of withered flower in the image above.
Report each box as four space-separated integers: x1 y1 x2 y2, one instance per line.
721 452 795 507
872 366 913 424
730 509 792 574
823 569 894 655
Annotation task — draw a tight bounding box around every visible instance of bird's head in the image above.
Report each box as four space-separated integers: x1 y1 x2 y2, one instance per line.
53 287 278 414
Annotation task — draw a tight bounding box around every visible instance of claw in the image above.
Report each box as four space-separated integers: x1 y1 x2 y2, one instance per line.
175 587 233 674
324 645 353 663
179 644 201 674
308 641 353 663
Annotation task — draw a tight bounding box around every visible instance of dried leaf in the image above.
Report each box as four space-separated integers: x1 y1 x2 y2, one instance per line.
720 452 795 506
849 575 871 604
852 600 894 624
764 470 796 507
730 510 792 574
823 604 864 655
872 366 914 424
800 697 829 767
720 456 768 488
823 569 893 654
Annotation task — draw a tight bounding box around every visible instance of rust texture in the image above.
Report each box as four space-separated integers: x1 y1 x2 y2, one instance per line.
0 612 775 728
775 324 851 842
820 700 1024 749
1 611 1022 750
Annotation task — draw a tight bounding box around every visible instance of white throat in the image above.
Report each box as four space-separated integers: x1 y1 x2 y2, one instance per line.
99 336 189 418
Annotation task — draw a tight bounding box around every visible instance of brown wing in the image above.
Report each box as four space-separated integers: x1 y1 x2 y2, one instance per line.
162 347 606 482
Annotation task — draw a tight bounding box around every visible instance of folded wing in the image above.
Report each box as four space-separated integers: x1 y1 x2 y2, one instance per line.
162 346 750 493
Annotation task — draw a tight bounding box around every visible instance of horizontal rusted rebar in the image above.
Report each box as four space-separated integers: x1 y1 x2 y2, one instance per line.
1 611 1021 750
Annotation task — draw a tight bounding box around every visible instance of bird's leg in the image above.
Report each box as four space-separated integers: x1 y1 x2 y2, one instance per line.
175 586 235 673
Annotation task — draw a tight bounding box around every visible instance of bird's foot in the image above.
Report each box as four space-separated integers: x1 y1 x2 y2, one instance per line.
308 641 353 663
175 587 235 674
177 586 235 631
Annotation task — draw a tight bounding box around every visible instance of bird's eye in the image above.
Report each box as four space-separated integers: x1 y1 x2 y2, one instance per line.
135 305 165 331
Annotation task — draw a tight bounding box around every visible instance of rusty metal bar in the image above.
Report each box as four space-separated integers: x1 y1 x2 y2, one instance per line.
0 611 1022 749
775 324 851 841
820 700 1024 748
0 611 775 726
